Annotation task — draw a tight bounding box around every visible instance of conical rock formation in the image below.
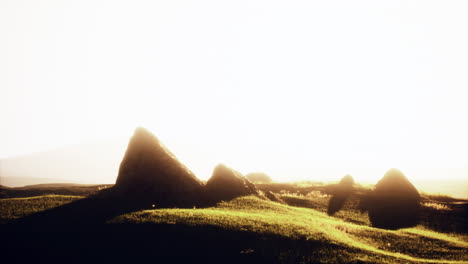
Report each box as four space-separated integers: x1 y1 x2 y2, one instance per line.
366 168 421 229
206 164 260 202
113 127 205 207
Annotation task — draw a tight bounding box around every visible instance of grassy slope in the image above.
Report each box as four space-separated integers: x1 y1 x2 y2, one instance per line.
110 196 467 263
0 195 82 223
0 184 111 198
1 193 467 263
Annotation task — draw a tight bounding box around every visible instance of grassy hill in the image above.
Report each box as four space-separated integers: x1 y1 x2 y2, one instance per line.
111 196 467 263
0 191 466 263
0 195 83 223
0 183 111 198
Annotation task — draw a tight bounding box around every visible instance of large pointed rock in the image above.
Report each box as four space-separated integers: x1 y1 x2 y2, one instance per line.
367 168 421 229
205 164 260 202
114 127 205 207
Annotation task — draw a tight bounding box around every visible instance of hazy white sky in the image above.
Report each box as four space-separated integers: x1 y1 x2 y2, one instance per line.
1 0 467 184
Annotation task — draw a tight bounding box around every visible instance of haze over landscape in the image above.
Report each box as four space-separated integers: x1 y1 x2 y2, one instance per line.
1 2 468 263
1 1 467 198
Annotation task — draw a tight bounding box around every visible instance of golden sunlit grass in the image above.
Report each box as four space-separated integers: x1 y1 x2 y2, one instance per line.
279 191 371 226
111 196 467 263
422 202 451 211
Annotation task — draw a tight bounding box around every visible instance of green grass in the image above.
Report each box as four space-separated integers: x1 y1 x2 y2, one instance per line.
0 195 82 223
111 196 468 263
1 193 466 263
0 184 110 198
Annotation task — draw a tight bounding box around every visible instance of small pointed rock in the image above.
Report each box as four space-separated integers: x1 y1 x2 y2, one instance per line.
206 164 259 202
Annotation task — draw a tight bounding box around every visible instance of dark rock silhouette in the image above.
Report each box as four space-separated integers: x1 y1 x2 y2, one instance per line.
15 127 208 225
206 164 260 202
366 168 421 229
246 172 273 183
113 127 206 208
327 174 355 215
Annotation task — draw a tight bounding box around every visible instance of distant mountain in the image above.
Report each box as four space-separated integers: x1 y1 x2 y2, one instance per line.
0 140 127 187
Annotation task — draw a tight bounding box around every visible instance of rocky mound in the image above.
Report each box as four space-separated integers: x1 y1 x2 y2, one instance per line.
246 172 273 183
113 127 205 208
327 174 355 215
339 174 354 186
205 164 260 202
367 168 421 229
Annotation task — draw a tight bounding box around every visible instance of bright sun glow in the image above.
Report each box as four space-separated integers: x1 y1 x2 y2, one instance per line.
1 1 467 191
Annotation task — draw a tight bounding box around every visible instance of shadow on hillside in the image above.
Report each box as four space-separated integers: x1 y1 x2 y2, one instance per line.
1 222 364 263
419 201 468 234
12 195 134 225
4 191 366 263
11 187 212 226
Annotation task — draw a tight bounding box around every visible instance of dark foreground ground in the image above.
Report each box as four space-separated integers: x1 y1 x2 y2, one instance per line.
1 183 467 264
1 224 355 264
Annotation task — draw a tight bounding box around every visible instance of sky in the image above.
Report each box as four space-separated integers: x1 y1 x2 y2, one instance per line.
1 1 467 187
